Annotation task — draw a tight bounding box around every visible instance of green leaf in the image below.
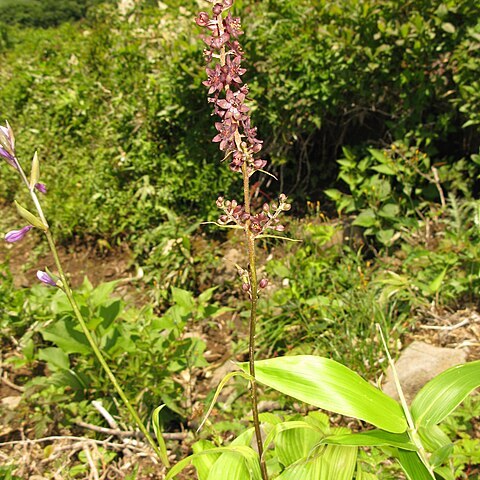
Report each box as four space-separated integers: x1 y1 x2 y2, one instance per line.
266 421 323 467
355 467 379 480
397 449 435 480
38 347 69 371
368 148 390 165
441 22 455 33
240 356 407 433
426 267 447 294
192 441 220 480
171 287 195 312
352 209 377 228
320 430 415 450
371 164 396 175
41 318 91 354
151 404 170 467
165 442 262 480
411 361 480 427
277 444 357 480
14 200 46 230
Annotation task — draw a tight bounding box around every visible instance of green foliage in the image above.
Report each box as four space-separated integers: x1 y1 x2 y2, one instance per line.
5 279 227 434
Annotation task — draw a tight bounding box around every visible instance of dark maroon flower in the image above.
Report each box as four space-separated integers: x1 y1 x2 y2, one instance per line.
203 64 225 94
212 3 223 15
216 90 249 121
224 13 243 38
223 55 246 84
212 121 236 151
195 11 210 27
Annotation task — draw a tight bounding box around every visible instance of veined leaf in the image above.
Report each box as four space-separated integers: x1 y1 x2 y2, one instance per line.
320 430 415 450
411 361 480 427
241 356 407 433
165 443 261 480
192 441 221 480
277 444 357 480
397 449 435 480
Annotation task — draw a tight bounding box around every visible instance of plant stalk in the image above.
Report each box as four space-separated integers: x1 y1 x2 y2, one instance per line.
16 161 170 467
242 162 268 480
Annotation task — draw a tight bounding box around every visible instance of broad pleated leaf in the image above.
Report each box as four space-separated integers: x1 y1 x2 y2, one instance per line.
192 440 220 480
206 429 262 480
397 449 435 480
321 430 416 450
356 467 379 480
411 361 480 427
241 356 407 433
274 422 324 466
165 444 261 480
277 444 357 480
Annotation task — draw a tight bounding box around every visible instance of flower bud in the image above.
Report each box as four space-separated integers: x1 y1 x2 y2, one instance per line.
216 196 224 207
36 270 57 287
212 3 223 15
35 183 47 194
282 203 291 211
279 193 287 203
258 278 268 289
276 225 285 232
5 225 32 243
262 203 269 212
195 11 210 26
242 282 250 292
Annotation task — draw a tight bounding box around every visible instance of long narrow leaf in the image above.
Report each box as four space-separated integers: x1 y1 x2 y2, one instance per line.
411 361 480 427
397 449 435 480
320 430 416 450
241 356 407 433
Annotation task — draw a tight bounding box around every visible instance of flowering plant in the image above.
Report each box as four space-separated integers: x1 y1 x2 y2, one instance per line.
0 122 170 467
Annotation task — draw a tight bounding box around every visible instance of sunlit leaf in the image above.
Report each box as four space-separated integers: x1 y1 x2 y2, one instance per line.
241 356 407 433
397 449 435 480
411 361 480 427
320 430 415 450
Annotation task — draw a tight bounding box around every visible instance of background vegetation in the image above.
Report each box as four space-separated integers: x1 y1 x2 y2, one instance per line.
0 0 479 478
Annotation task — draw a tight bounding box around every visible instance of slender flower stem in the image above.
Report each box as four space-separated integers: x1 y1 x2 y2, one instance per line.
14 160 170 468
242 163 268 480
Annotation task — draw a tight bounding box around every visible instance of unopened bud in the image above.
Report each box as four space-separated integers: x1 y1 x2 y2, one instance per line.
216 196 224 207
276 225 285 232
242 283 250 292
263 203 269 212
213 3 223 15
258 278 268 289
282 203 291 211
279 193 287 202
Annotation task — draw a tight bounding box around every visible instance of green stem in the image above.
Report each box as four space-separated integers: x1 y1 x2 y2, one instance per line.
376 324 434 477
242 162 268 480
16 160 170 467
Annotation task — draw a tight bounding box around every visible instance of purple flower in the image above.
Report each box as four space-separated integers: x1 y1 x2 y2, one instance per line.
5 225 32 243
224 13 243 38
37 270 57 287
195 11 210 27
223 55 246 84
35 183 47 194
216 90 249 121
0 121 17 169
203 64 225 94
212 120 236 151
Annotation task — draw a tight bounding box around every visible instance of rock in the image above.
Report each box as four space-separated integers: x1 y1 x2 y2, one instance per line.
1 395 22 410
382 341 468 404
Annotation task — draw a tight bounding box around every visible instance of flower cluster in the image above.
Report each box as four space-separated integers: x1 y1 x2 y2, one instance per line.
196 0 265 176
216 194 291 236
236 265 268 298
1 121 52 287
